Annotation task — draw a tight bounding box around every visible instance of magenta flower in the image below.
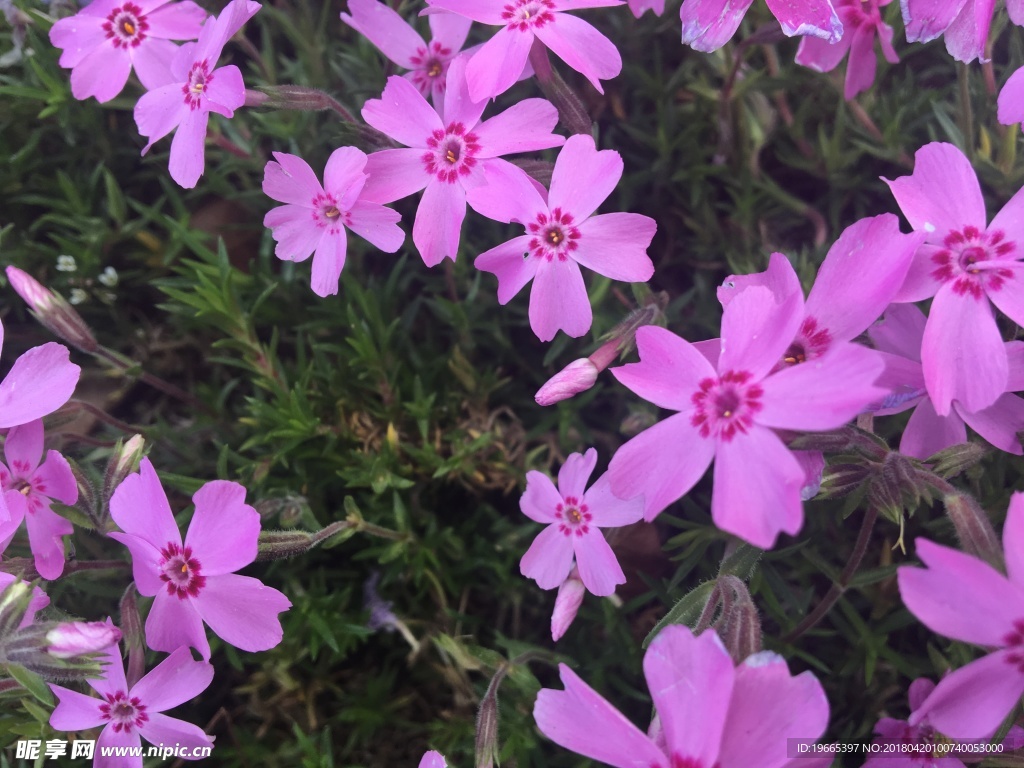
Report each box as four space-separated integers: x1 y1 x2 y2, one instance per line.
902 0 1021 62
49 0 207 103
108 459 290 659
419 752 447 768
0 319 81 432
50 632 214 765
0 420 78 580
360 58 565 267
628 0 665 16
534 625 829 768
134 0 261 189
341 0 471 105
680 0 841 53
423 0 624 100
884 142 1024 416
470 134 656 341
998 65 1024 127
795 0 898 100
520 448 643 597
262 148 405 297
898 492 1024 739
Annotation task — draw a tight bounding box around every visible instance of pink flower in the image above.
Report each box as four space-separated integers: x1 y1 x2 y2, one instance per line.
795 0 898 100
535 359 599 405
520 448 643 596
998 65 1024 127
108 458 290 659
0 420 78 580
341 0 471 105
680 0 841 53
628 0 665 16
360 58 565 267
898 492 1024 739
534 625 829 768
134 0 261 189
471 134 656 341
49 0 207 103
883 142 1024 416
902 0 1021 62
50 630 214 766
419 751 447 768
608 272 885 548
423 0 624 100
868 303 1024 458
0 318 81 431
262 148 405 297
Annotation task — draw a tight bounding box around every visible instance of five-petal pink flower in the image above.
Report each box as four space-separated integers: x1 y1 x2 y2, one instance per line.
50 0 207 103
263 148 405 297
109 458 290 659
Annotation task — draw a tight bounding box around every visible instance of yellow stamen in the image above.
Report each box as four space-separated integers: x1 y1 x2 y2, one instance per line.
547 231 561 244
428 62 442 77
446 149 457 163
123 20 135 35
181 563 188 573
325 206 340 219
723 410 732 417
567 508 582 523
190 83 204 94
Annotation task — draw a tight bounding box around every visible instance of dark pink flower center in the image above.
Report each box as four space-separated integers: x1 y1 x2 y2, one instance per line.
501 0 556 31
837 0 882 28
311 192 351 234
99 691 148 733
527 208 581 262
0 463 48 513
182 60 214 110
103 3 148 48
555 495 592 536
1003 618 1024 672
158 543 206 599
930 226 1017 300
778 316 832 368
408 41 454 95
691 370 764 441
422 122 480 184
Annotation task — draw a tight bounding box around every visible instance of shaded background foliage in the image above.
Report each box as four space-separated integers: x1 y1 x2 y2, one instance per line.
1 0 1023 765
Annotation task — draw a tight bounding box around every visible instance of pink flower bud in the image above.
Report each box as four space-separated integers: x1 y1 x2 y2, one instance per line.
45 621 121 658
6 266 99 353
550 570 585 641
535 359 598 406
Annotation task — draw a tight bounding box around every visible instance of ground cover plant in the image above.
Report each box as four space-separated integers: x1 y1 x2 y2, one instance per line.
1 0 1024 766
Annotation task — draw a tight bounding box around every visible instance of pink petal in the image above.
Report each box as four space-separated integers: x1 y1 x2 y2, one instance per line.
473 99 565 158
529 255 592 341
883 142 987 241
192 573 290 653
608 413 716 521
204 63 245 117
109 459 181 551
145 590 210 658
132 646 213 711
643 627 733 765
712 425 805 548
418 751 448 768
842 25 878 99
184 480 259 576
903 0 969 41
194 0 260 64
346 201 405 252
264 204 321 262
986 269 1024 329
4 419 43 476
423 0 507 23
48 685 105 731
167 108 210 189
50 15 108 68
573 213 656 282
795 34 851 73
521 470 563 523
466 26 534 101
135 83 188 152
680 0 755 51
942 0 993 63
988 183 1024 251
878 21 899 62
911 650 1024 740
533 13 622 94
340 0 426 68
521 524 575 589
441 55 486 130
24 502 72 580
131 38 178 90
558 449 598 500
898 538 1024 646
310 230 348 297
805 216 923 342
108 532 166 596
361 148 431 204
958 393 1024 455
580 473 645 527
719 654 830 767
997 67 1024 126
0 343 80 428
892 244 945 302
718 252 803 309
429 11 473 48
899 398 966 459
534 664 669 768
764 0 842 39
138 712 214 754
362 75 444 147
475 235 539 303
1010 340 1024 392
553 0 628 8
263 152 323 206
612 325 717 412
548 135 623 222
466 162 547 224
147 0 207 39
908 677 937 710
412 181 466 266
1006 493 1024 586
718 286 803 381
869 303 927 360
1010 0 1024 23
573 530 624 596
97 724 141 755
921 284 1007 415
70 44 132 102
871 351 926 415
324 147 368 206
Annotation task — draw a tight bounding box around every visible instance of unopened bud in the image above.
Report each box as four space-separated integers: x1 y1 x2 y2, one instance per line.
944 493 1003 569
817 463 869 499
45 621 121 658
6 266 99 353
475 668 504 768
794 450 825 501
536 359 599 406
255 522 354 562
714 576 761 663
0 578 34 638
103 435 145 504
551 569 585 641
926 441 989 478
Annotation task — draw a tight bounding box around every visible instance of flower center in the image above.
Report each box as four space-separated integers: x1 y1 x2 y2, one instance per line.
158 543 206 599
501 0 557 30
930 226 1017 299
778 317 832 369
555 496 592 537
526 208 581 263
182 60 213 110
691 370 764 441
423 122 480 184
103 3 148 48
99 691 148 734
1003 619 1024 672
408 42 454 96
311 193 350 233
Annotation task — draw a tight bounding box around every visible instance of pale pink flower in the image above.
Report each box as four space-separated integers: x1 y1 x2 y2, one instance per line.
681 0 841 52
0 318 81 432
470 134 656 341
262 148 405 297
134 0 261 189
0 420 78 580
49 0 207 103
902 0 1022 62
550 567 585 640
45 621 122 658
998 65 1024 127
628 0 665 16
520 448 643 596
109 458 290 659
